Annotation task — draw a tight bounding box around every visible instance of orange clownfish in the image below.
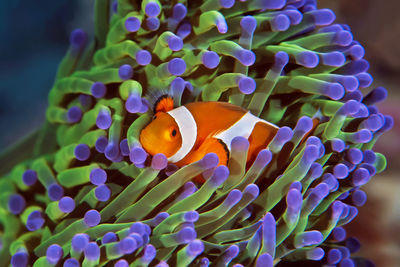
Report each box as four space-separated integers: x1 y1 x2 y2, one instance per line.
139 96 279 173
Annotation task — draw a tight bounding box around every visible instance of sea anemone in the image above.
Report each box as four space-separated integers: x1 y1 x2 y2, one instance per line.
0 0 393 266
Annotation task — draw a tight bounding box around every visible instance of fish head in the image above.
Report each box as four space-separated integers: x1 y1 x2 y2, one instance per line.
140 112 182 158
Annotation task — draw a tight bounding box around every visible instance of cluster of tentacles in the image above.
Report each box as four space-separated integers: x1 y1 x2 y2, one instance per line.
0 0 392 266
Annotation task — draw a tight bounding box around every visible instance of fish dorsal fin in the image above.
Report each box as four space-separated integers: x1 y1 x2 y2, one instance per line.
154 94 174 113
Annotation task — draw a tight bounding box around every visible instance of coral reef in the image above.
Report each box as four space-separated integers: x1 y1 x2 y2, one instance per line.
0 0 392 266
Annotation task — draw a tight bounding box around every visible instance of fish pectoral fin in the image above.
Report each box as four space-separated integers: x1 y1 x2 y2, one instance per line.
194 137 230 166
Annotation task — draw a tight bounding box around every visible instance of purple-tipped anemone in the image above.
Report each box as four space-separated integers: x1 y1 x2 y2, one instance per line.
46 244 63 265
115 259 129 267
118 64 134 80
168 35 183 51
26 210 45 231
168 58 186 76
8 194 26 215
151 153 168 170
236 49 256 66
84 242 100 260
202 51 220 69
91 82 107 98
256 253 273 267
177 227 197 243
187 240 204 256
71 233 90 251
95 136 108 153
84 209 101 227
271 14 290 31
22 169 37 186
90 168 107 185
95 184 111 202
200 153 219 169
48 183 64 201
146 17 160 31
119 236 138 254
105 142 120 161
64 258 80 267
231 136 250 151
208 165 229 187
237 76 256 94
145 2 161 17
125 93 142 113
11 251 28 267
102 232 118 244
296 51 319 68
74 144 91 161
224 189 242 207
136 49 152 65
69 29 87 49
240 16 257 34
129 146 148 165
67 106 82 123
352 168 370 186
333 163 349 179
59 196 75 213
125 17 141 32
322 52 345 67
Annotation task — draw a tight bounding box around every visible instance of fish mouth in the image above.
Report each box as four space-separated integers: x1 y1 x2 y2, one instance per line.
139 129 157 156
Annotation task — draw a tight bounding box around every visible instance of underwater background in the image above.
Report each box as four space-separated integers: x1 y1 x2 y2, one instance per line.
0 0 399 266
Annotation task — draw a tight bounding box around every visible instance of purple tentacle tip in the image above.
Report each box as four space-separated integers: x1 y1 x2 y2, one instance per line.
177 227 197 243
168 35 183 51
151 153 168 170
187 240 204 256
145 2 161 17
84 209 101 227
208 165 229 187
231 136 250 151
236 49 256 66
11 251 28 267
119 64 134 80
59 196 75 213
95 136 108 153
271 14 290 31
296 51 319 68
26 210 45 231
115 259 129 267
168 58 186 76
64 258 80 267
91 82 106 98
95 184 111 202
90 168 107 185
67 106 82 123
256 253 273 267
22 169 37 186
202 51 220 69
72 233 90 252
84 242 100 261
238 76 256 94
125 17 141 32
306 247 324 260
130 146 148 165
8 194 26 215
200 153 219 169
120 236 138 254
46 244 63 265
136 49 152 65
102 232 118 244
126 93 142 113
48 183 64 201
74 144 91 161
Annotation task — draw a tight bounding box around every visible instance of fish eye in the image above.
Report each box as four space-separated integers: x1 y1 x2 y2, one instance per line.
171 129 177 137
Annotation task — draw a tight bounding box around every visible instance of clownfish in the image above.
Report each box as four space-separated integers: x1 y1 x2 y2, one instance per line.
139 96 279 175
